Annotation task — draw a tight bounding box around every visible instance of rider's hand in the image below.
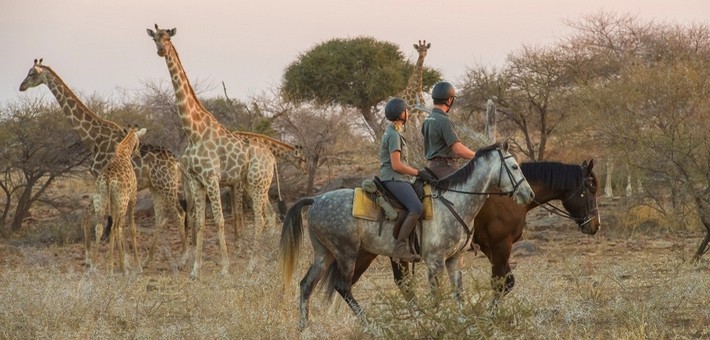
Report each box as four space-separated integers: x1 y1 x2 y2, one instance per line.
417 169 438 185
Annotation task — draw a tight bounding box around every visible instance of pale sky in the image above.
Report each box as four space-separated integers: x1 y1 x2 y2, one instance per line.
1 0 708 105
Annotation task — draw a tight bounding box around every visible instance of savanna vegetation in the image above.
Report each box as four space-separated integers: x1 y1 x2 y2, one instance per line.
0 12 708 338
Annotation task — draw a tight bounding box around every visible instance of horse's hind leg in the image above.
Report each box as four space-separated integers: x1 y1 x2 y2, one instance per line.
332 256 365 322
299 244 334 331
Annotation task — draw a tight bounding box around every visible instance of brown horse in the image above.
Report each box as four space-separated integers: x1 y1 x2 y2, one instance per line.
392 160 600 302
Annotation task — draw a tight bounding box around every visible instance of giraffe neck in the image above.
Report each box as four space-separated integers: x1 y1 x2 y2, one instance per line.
114 132 138 162
162 42 218 139
40 66 123 147
402 53 426 105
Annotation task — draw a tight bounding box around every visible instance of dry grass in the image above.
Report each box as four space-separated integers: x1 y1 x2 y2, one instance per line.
0 199 708 339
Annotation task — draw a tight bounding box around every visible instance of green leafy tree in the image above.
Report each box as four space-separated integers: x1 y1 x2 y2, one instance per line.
282 36 439 139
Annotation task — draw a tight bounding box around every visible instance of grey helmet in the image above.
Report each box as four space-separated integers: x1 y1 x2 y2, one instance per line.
431 81 456 104
384 98 408 121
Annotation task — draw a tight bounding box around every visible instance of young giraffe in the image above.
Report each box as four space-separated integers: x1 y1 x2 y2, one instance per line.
84 127 146 273
148 24 278 278
19 59 188 268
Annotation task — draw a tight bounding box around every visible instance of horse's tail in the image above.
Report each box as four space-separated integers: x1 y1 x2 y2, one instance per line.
280 196 315 291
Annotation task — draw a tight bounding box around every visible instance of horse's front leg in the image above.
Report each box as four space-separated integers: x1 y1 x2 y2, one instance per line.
390 259 417 304
445 255 464 303
426 257 446 301
489 245 515 304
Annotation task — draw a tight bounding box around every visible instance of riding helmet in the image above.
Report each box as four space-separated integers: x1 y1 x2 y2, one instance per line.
431 81 456 103
384 98 408 121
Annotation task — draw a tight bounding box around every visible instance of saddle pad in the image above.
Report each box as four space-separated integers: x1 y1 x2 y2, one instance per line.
422 184 434 220
352 188 380 221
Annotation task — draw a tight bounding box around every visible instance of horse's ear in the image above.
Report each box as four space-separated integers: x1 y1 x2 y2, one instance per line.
588 159 594 171
501 140 509 153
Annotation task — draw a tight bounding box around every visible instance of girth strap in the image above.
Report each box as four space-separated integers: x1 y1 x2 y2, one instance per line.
437 196 475 254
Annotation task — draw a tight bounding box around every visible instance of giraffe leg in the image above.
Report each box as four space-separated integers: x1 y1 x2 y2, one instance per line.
231 184 243 244
181 176 195 269
205 179 229 276
143 192 166 269
92 195 106 271
127 196 140 272
81 202 95 269
190 181 207 280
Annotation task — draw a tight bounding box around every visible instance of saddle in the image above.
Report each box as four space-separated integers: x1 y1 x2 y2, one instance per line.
352 176 434 237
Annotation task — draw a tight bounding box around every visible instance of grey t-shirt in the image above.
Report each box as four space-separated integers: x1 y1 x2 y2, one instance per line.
379 124 411 181
421 108 460 160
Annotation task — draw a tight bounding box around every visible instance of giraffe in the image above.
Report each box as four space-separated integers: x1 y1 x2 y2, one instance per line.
229 132 306 235
400 40 431 120
148 24 279 278
19 59 187 268
83 127 146 273
396 41 431 165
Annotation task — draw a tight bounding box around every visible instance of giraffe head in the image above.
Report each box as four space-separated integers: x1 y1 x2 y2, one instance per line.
19 58 48 91
291 145 308 174
414 40 431 59
118 126 148 158
146 24 176 57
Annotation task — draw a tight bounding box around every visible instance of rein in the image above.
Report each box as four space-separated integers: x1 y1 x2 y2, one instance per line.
429 149 525 197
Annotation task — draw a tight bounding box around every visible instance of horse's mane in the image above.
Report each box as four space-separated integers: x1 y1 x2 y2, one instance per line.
436 142 502 188
520 161 583 191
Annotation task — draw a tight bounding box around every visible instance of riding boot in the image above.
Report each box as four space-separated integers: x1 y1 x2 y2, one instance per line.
392 212 421 263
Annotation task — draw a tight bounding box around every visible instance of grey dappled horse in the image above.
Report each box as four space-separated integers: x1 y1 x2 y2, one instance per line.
280 141 535 329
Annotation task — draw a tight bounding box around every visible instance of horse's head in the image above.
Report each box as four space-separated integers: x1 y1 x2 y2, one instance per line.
495 141 535 205
561 160 601 235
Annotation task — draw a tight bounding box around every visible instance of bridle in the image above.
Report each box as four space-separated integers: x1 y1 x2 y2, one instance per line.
432 148 526 197
534 175 598 228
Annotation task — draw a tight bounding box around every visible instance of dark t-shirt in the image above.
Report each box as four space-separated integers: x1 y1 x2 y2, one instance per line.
421 108 460 160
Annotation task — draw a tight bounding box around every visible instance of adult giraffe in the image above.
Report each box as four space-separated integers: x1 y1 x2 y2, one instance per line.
397 40 431 165
399 40 430 120
147 24 279 279
19 59 188 268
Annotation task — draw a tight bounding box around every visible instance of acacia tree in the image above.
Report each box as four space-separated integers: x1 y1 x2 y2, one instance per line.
459 45 579 161
266 97 360 196
0 99 89 233
570 13 710 258
282 36 439 139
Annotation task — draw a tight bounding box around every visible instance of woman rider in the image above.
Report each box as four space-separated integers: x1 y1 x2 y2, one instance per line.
380 98 436 263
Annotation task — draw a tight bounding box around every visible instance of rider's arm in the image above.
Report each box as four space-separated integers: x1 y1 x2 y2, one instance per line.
451 142 475 159
390 151 419 176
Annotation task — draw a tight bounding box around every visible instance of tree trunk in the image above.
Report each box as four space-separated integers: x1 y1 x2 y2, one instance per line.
485 99 497 143
360 108 383 140
604 160 614 198
11 177 37 232
306 154 320 196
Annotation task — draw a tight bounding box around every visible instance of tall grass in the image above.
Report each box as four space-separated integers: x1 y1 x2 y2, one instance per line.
0 218 708 339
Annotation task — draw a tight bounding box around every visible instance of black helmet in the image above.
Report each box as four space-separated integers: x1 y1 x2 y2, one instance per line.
431 81 456 103
384 98 408 121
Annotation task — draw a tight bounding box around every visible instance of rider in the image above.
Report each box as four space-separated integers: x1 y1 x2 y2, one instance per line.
380 98 437 263
421 81 476 179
